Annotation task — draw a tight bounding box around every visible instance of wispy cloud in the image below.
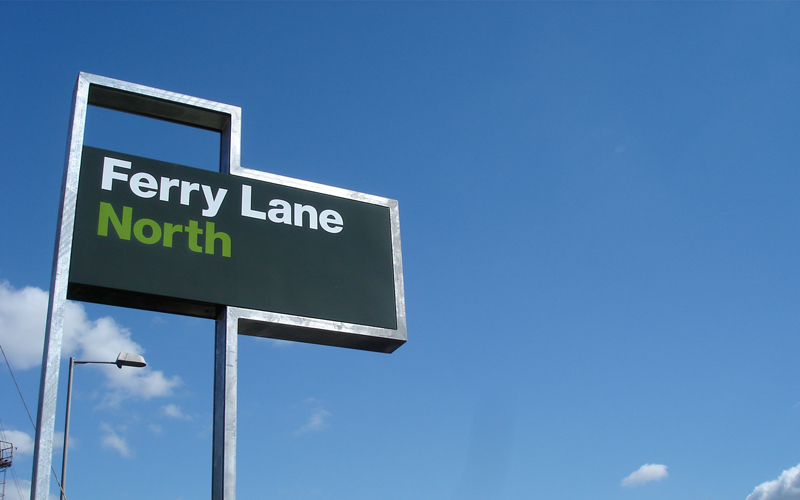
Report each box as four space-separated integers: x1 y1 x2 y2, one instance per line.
621 463 668 487
295 398 332 436
161 404 191 420
747 463 800 500
0 281 53 369
53 431 70 451
100 422 132 458
0 281 181 403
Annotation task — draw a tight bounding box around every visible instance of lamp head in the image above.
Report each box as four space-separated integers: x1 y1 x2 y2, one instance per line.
115 352 147 369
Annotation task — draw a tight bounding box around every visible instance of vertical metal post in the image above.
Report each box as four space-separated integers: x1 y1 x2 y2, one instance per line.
60 358 75 500
213 308 238 500
213 73 240 500
31 74 89 500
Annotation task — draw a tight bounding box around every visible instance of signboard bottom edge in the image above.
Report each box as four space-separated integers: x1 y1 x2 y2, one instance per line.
67 282 406 354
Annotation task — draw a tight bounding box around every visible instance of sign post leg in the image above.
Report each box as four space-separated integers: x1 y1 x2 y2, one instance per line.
31 75 90 500
213 308 237 500
30 286 67 500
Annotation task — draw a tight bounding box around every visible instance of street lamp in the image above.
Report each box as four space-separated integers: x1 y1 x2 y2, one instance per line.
60 352 147 500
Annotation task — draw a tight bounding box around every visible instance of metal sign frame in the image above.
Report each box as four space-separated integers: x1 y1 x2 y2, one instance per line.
31 73 406 500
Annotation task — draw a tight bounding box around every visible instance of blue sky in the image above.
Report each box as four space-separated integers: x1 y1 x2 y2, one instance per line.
1 2 800 500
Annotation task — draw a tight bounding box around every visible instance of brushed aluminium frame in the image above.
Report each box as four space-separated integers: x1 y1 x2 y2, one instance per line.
32 72 406 500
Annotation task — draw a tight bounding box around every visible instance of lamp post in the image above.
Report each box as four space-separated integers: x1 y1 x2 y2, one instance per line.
60 352 147 500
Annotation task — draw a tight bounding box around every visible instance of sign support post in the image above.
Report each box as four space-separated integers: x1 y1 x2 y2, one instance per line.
213 308 238 500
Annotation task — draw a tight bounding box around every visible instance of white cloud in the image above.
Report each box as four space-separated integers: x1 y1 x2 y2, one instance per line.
161 404 191 420
2 479 58 500
100 422 132 458
0 281 52 369
0 281 180 402
53 431 72 451
295 399 332 436
1 429 34 455
621 463 669 487
747 464 800 500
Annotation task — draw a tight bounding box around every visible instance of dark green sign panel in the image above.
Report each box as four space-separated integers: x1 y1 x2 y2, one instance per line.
68 146 398 330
